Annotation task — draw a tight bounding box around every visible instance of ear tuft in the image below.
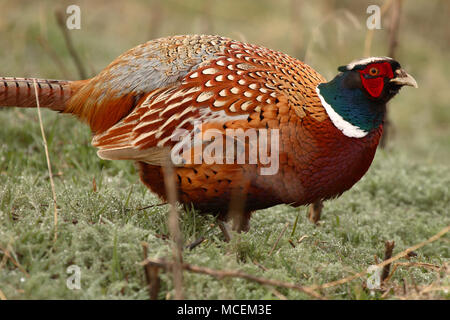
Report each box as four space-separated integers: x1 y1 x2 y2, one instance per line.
338 65 348 72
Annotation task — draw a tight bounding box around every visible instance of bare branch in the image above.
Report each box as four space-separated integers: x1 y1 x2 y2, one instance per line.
381 240 395 281
142 242 161 300
55 9 88 79
162 160 184 300
141 257 324 299
33 79 58 242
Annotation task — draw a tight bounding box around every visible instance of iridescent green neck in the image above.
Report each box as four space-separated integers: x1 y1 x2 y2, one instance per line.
317 75 385 136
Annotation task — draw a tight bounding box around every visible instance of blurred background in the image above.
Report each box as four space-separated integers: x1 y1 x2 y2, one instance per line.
0 0 449 161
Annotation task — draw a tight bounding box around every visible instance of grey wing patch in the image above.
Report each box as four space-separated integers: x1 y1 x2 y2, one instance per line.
91 35 231 100
97 145 172 166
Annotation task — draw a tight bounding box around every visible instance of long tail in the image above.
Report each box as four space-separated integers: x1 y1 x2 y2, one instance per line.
0 77 76 111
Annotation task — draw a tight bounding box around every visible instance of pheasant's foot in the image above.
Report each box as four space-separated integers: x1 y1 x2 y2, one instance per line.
231 211 251 233
308 200 324 225
218 220 233 242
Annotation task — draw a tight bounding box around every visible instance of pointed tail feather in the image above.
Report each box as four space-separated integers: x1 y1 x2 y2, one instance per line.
0 77 74 111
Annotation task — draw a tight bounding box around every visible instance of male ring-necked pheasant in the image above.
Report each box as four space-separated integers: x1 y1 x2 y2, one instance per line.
0 35 417 233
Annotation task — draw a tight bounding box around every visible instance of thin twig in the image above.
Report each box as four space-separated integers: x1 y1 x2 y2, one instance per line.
141 257 324 300
363 0 394 56
363 29 375 58
55 9 87 79
380 286 393 298
388 0 403 58
33 79 58 242
92 177 97 192
141 227 448 299
420 286 450 294
380 0 403 149
384 262 442 283
402 278 407 295
137 203 168 211
288 239 296 248
397 262 442 272
269 223 289 256
37 35 71 79
253 260 269 272
0 244 29 277
267 286 288 300
185 237 205 251
0 244 10 269
308 225 450 291
162 160 184 300
218 220 232 242
381 240 395 281
142 242 161 300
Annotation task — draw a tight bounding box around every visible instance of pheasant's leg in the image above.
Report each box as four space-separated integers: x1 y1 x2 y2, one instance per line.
218 220 233 242
217 210 251 242
308 200 324 224
231 211 251 233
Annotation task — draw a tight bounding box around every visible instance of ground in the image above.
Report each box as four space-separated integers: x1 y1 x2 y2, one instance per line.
0 109 448 299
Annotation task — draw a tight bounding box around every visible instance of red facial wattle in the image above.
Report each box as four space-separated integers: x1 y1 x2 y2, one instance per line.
358 62 394 98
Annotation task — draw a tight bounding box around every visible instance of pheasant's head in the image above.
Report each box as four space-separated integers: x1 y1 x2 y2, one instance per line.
316 57 417 138
338 57 418 102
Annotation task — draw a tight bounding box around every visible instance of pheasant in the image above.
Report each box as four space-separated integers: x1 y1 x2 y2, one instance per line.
0 35 417 233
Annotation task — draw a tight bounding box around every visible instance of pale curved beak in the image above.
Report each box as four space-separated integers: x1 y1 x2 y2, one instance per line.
390 69 418 88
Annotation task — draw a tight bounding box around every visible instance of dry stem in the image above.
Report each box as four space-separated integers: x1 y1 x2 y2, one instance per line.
309 225 449 291
381 240 395 281
141 257 324 300
142 242 161 300
33 79 58 242
55 9 87 79
269 222 289 256
162 160 184 300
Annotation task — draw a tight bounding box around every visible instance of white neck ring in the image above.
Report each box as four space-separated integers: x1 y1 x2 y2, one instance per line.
316 86 368 138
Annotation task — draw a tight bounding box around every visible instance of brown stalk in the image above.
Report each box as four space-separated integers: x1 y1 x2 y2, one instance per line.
137 202 168 211
37 35 71 79
140 225 448 299
380 0 403 148
308 225 449 291
269 223 289 256
141 257 324 300
142 242 161 300
253 260 269 272
55 9 87 79
185 237 206 251
384 262 442 283
363 0 394 57
162 159 184 300
298 235 309 243
0 244 29 277
381 240 395 281
33 79 58 242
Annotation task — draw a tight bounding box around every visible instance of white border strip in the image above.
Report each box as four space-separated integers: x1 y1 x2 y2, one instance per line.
316 87 368 138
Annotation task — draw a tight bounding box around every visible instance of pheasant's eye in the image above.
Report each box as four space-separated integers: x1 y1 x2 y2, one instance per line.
369 67 379 76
